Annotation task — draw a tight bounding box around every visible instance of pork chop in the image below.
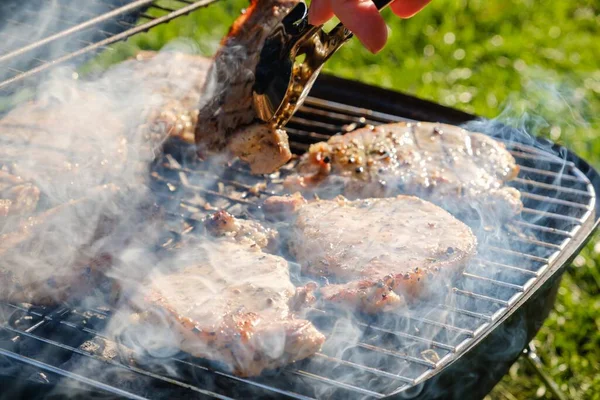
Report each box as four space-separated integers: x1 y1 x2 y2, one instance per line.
130 237 325 377
0 86 129 205
118 51 212 146
195 0 297 174
0 50 213 204
264 194 477 313
285 122 522 220
0 185 125 305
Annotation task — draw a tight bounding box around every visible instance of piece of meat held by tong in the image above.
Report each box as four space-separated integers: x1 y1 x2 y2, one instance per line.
264 193 477 314
195 0 394 174
195 0 299 174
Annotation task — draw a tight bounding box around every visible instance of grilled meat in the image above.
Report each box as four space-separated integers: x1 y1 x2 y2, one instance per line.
227 123 291 175
0 85 129 205
0 169 40 220
204 209 278 250
264 194 477 313
0 51 214 306
203 210 317 310
0 185 125 305
0 50 211 207
131 237 324 377
121 51 212 145
285 122 522 220
195 0 296 174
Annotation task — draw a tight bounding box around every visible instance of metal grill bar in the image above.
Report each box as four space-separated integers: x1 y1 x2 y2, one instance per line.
521 207 585 223
0 348 146 400
452 289 510 307
513 220 573 237
439 306 493 322
0 0 219 92
354 323 457 352
291 370 386 399
0 0 155 66
312 353 416 385
518 165 588 183
513 178 592 197
356 343 438 368
463 273 525 291
476 259 540 277
520 192 590 210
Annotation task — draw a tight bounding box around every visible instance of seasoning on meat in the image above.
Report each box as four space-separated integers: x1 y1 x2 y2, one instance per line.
285 121 522 220
264 194 477 314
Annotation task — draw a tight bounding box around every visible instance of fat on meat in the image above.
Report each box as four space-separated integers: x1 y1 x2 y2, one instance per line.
204 209 279 251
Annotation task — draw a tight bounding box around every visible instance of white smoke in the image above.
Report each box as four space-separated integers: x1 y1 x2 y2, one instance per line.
0 2 595 399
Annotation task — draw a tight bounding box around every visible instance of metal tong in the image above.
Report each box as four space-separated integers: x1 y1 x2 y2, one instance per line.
253 0 394 128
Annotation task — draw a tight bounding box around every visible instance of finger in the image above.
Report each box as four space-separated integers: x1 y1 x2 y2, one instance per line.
308 0 335 26
390 0 432 18
330 0 388 53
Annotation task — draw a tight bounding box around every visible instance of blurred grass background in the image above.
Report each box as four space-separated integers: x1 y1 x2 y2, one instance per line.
83 0 600 398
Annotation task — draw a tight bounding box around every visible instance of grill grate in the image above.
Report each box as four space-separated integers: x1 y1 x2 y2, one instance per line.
0 0 219 93
0 95 596 399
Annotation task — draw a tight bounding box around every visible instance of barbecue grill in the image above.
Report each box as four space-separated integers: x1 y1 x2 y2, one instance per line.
0 2 598 399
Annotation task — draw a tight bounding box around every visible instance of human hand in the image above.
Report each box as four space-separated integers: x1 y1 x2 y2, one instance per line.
308 0 432 53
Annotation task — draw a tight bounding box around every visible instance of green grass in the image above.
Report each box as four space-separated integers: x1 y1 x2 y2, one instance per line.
76 0 600 398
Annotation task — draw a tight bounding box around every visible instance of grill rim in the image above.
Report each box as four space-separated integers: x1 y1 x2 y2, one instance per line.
0 0 220 94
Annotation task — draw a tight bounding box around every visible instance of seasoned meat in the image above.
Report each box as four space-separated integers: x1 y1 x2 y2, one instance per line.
130 238 325 377
204 209 278 250
120 51 212 145
264 194 477 313
195 0 296 174
0 50 212 204
0 185 124 305
227 123 291 175
0 85 130 205
286 122 522 220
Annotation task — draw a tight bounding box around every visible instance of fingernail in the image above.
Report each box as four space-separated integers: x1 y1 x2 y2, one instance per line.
366 40 384 54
